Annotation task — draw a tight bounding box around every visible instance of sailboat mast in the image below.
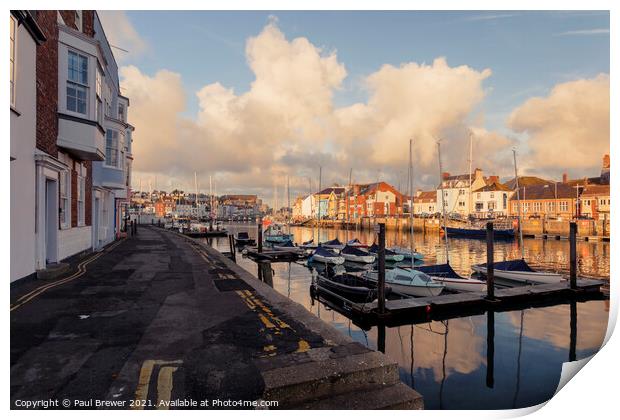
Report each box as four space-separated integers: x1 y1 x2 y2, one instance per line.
437 141 450 264
194 172 198 209
409 138 415 269
346 168 352 242
317 166 322 242
469 130 473 216
209 175 213 219
287 175 290 233
513 149 525 260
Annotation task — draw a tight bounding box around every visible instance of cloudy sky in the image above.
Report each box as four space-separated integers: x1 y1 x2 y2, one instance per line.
98 10 610 206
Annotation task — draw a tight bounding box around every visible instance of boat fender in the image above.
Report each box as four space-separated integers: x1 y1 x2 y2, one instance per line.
425 305 432 314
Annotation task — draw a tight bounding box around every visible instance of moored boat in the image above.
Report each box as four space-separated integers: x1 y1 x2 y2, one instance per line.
320 238 345 251
471 259 565 284
363 267 444 297
309 246 345 265
263 224 294 244
443 225 515 239
234 231 255 246
340 245 376 264
416 264 487 293
314 272 388 303
368 244 405 262
388 246 424 261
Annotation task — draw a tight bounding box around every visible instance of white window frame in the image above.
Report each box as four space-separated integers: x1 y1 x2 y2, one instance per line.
118 102 125 122
105 129 120 168
59 170 71 229
95 65 103 125
10 15 17 107
77 164 86 226
67 50 89 115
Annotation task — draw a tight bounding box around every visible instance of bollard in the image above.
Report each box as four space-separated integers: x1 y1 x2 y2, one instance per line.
377 223 386 315
569 222 577 289
257 223 263 254
486 222 495 300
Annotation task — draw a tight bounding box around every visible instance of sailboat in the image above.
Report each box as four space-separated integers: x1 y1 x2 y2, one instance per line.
340 245 376 264
263 223 293 244
368 243 405 262
417 140 487 293
471 149 565 285
309 246 345 265
363 139 444 297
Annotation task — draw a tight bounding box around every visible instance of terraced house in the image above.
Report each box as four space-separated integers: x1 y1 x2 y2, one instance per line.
9 10 133 282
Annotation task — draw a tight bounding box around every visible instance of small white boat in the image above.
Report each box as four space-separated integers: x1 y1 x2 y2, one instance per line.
417 264 487 293
263 224 294 244
320 238 345 251
368 244 405 262
346 238 369 249
310 247 345 265
389 246 424 261
472 259 565 284
364 267 444 297
340 245 375 264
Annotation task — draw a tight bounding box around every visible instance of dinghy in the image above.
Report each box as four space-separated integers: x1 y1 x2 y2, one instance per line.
320 238 345 251
234 231 255 247
471 259 565 284
340 245 376 264
388 246 424 261
368 244 405 262
263 224 293 244
417 264 487 293
363 267 444 297
314 272 389 303
309 246 345 265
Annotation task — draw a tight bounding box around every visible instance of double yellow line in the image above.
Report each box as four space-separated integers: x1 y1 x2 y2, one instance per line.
10 238 126 312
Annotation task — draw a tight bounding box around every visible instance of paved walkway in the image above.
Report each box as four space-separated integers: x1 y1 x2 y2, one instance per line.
11 226 422 409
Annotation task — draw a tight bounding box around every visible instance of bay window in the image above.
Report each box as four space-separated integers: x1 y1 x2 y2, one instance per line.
96 66 103 125
10 15 16 106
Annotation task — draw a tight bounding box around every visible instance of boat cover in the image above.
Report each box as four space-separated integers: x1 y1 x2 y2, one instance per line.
322 238 343 246
417 263 464 279
341 245 372 256
302 239 314 245
279 240 296 247
347 238 364 246
368 244 398 255
491 259 535 272
237 232 250 239
314 246 339 257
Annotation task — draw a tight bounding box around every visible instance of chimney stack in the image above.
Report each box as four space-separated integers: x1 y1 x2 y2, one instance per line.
442 172 450 180
562 173 568 183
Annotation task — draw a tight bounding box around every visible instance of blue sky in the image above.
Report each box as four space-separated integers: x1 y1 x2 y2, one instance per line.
106 10 610 197
122 10 609 132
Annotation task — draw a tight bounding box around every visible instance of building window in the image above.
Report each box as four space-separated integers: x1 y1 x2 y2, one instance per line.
559 201 568 212
533 202 541 212
77 164 86 226
490 192 495 199
10 15 16 106
488 201 496 210
503 193 507 209
477 193 481 199
59 170 71 228
106 130 119 167
67 51 88 114
96 67 103 125
523 203 529 213
548 202 555 212
118 103 125 122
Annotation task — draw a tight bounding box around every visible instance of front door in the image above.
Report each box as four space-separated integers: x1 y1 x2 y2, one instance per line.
45 179 58 264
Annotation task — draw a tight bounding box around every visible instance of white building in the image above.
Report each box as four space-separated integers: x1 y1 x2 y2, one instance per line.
412 191 437 216
301 194 316 218
10 12 46 282
471 181 513 217
437 169 487 217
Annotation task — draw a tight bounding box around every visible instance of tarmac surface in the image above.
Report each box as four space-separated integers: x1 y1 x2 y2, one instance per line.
11 227 322 408
10 226 423 410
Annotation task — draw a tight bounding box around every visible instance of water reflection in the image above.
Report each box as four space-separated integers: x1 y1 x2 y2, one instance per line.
206 224 609 409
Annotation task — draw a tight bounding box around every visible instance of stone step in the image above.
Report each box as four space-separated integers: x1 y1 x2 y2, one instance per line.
261 347 400 408
290 382 424 410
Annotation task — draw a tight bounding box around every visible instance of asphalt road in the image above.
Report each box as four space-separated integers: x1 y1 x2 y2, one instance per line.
10 226 325 409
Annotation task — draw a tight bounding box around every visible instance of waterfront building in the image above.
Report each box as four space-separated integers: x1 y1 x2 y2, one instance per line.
436 168 487 217
412 190 437 216
315 187 346 220
301 194 316 218
91 15 134 248
471 179 514 218
10 11 46 282
347 182 403 218
10 11 134 281
508 182 581 219
580 184 610 220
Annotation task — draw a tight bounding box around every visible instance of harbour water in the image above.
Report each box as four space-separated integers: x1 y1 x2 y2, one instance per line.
205 223 610 409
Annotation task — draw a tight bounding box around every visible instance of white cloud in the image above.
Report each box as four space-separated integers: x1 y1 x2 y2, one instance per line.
555 28 610 36
508 74 610 174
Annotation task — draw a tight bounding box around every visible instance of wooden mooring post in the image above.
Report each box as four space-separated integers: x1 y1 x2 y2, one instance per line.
570 221 577 290
257 222 263 281
486 222 495 300
377 223 386 315
228 234 236 263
